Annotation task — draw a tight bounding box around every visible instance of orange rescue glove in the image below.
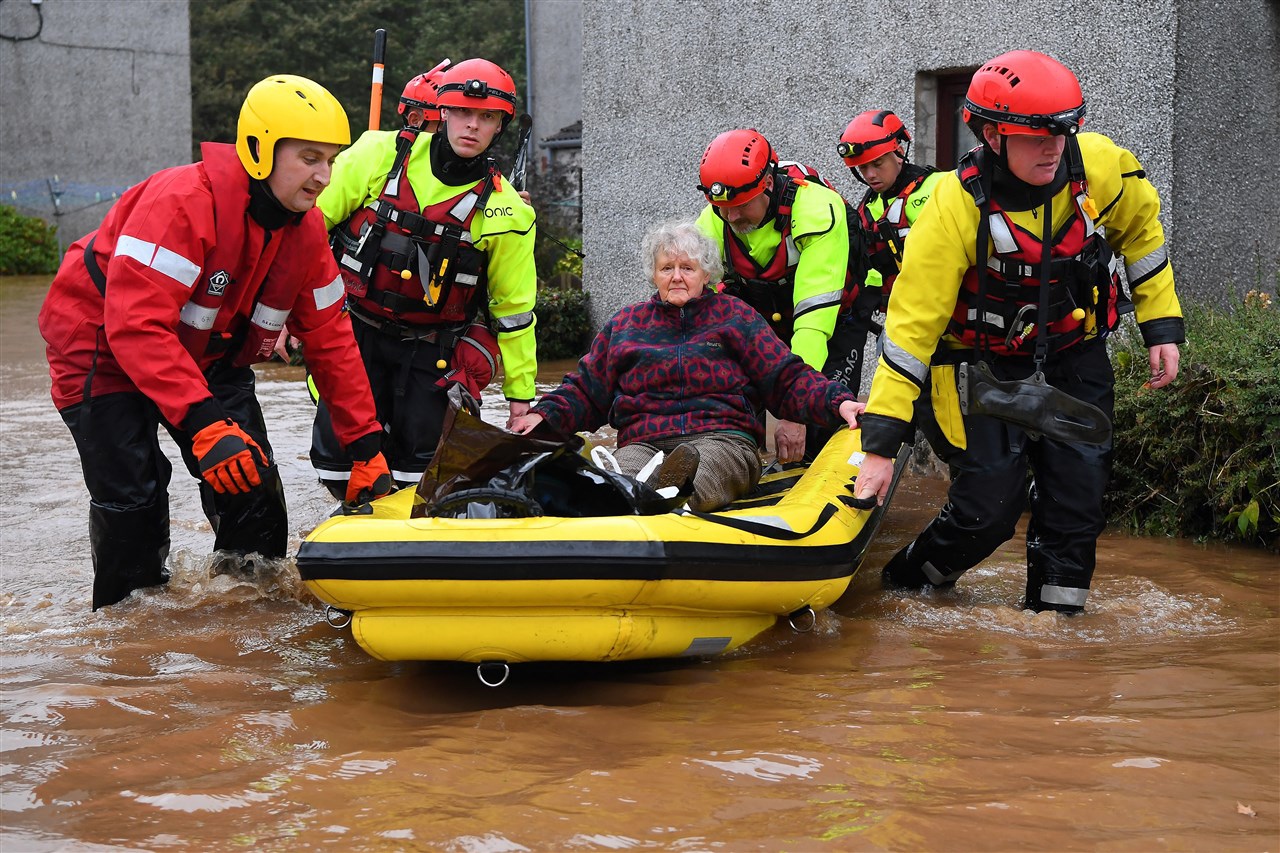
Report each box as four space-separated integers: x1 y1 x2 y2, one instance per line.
191 419 268 495
346 452 393 505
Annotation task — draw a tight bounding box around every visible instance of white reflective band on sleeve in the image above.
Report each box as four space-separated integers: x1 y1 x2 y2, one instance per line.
114 235 156 266
1126 246 1168 283
250 304 289 332
115 235 202 289
454 273 480 286
179 301 219 330
150 246 201 288
881 334 929 383
494 310 534 331
988 214 1019 255
313 275 345 310
450 193 479 222
1040 584 1089 607
794 290 842 315
461 335 497 372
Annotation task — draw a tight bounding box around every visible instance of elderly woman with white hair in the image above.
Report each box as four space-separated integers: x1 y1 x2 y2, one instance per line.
510 220 864 512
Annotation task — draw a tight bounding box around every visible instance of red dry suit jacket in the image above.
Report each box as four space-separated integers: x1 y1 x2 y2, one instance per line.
38 143 379 446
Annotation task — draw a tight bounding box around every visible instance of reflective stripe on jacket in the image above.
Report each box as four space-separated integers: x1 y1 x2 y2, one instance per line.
38 143 379 445
860 132 1183 457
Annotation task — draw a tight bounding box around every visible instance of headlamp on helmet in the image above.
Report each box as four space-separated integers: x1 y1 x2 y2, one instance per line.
697 128 777 208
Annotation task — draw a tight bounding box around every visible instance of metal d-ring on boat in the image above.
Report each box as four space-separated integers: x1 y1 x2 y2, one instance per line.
324 605 353 629
787 605 816 633
477 661 510 687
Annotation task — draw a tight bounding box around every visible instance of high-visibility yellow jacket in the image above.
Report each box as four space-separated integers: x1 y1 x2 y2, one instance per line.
695 178 850 371
319 129 539 402
858 168 945 292
860 132 1183 457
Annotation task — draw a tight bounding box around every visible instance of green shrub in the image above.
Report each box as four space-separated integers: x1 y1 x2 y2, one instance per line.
1106 289 1279 550
0 205 60 275
535 286 592 360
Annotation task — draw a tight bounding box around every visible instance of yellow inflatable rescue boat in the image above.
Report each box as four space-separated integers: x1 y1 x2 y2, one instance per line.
297 427 904 679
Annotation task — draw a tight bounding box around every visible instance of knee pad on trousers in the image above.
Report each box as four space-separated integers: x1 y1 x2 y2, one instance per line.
89 500 171 610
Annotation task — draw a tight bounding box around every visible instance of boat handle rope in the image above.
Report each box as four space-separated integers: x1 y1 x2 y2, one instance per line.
686 502 839 540
787 605 816 633
324 606 353 629
477 661 510 687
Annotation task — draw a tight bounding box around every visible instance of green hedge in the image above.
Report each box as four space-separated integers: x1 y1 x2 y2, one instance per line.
0 205 60 275
535 286 592 360
1106 289 1279 550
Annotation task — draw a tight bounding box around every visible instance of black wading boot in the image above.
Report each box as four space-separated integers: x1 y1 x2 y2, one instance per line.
90 500 171 610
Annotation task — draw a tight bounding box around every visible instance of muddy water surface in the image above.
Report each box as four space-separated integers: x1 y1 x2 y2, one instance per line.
2 277 1277 851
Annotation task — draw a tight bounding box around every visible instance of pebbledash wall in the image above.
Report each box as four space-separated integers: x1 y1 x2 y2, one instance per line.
0 0 191 248
580 0 1280 333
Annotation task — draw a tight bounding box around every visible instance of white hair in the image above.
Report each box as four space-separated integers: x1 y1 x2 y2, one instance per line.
640 220 723 284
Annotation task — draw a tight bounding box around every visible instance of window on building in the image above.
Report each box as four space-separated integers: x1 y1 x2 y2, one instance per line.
916 69 978 170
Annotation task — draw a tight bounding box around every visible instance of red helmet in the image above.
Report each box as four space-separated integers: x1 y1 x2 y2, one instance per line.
398 59 451 123
963 50 1086 137
837 110 911 167
434 58 517 118
697 128 777 207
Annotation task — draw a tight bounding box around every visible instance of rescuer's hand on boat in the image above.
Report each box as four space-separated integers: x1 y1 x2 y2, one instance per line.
509 411 544 434
507 400 533 430
854 452 894 506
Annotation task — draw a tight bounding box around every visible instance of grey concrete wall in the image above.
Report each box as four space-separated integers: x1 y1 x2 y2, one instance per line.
528 0 582 163
1171 0 1280 306
0 0 191 247
583 0 1273 327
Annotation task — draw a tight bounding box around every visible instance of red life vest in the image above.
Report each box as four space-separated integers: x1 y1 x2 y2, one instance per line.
332 129 493 329
856 166 934 295
947 147 1121 358
720 163 857 341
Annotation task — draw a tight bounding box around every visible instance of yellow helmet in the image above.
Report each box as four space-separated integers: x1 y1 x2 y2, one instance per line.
236 74 351 179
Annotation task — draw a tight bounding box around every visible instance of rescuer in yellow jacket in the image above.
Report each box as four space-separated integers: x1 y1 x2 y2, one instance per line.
695 128 857 463
853 50 1184 614
310 58 538 499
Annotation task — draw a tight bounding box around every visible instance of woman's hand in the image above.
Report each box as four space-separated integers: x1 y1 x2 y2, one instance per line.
508 411 544 435
774 419 807 463
838 399 866 429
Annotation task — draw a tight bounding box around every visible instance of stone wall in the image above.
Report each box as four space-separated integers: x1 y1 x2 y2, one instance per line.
581 0 1279 326
0 0 191 248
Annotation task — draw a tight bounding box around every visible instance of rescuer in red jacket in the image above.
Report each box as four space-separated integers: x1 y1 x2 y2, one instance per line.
38 75 392 610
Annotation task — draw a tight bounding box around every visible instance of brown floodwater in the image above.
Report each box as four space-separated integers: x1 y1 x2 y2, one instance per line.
2 276 1277 852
